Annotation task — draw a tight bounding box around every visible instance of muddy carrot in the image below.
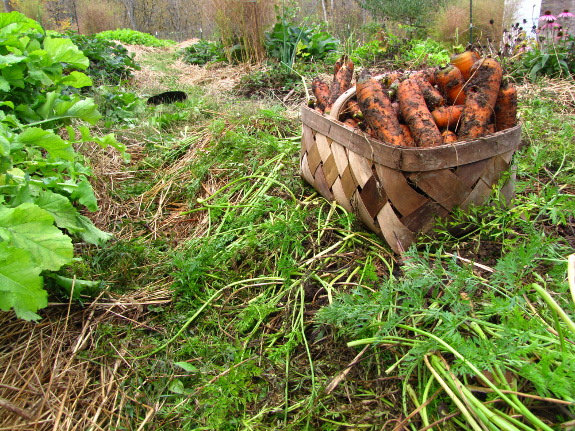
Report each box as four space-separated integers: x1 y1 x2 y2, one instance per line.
312 77 331 113
450 50 481 80
414 77 445 109
397 78 443 147
401 124 415 147
458 58 503 139
431 105 464 129
442 130 458 144
435 65 466 105
494 80 518 131
356 69 408 146
330 56 354 105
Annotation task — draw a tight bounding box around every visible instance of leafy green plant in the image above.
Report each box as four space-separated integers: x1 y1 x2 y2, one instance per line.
510 38 575 81
95 29 176 47
180 39 226 65
92 86 145 127
403 38 450 67
0 12 127 320
64 31 140 85
265 18 339 69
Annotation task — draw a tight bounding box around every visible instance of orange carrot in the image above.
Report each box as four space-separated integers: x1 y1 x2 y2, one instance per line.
414 77 445 109
397 78 443 147
450 50 481 80
330 56 354 105
431 105 464 129
343 118 359 129
442 130 458 144
312 77 331 113
435 65 466 105
341 100 361 119
401 124 415 147
494 80 518 131
410 67 437 86
458 58 503 139
356 69 408 146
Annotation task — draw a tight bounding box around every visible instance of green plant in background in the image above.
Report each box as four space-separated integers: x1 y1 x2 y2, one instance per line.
510 38 575 80
92 86 145 127
0 12 127 320
264 17 339 70
64 31 141 85
180 39 227 65
95 29 176 47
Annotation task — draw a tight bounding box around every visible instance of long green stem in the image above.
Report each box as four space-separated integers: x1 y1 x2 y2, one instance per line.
532 283 575 336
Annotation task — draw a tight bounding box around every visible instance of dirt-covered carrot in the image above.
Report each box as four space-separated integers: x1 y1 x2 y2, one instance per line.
435 65 466 105
410 67 438 86
494 79 518 131
341 100 361 119
414 77 445 109
397 78 443 147
329 56 354 105
312 76 331 113
401 124 415 147
356 69 408 146
431 105 464 129
450 50 481 80
442 130 458 144
458 58 503 139
343 118 359 129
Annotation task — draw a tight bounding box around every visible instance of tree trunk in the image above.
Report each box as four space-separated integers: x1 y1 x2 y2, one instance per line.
321 0 328 22
3 0 14 12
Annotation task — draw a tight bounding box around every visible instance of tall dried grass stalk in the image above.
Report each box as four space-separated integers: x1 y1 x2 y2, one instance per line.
433 0 521 46
208 0 275 63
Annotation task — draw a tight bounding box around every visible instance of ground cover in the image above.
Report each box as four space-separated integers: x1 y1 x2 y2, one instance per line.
1 36 575 431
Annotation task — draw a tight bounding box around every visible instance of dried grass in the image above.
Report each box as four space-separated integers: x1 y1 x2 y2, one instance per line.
517 77 575 112
0 286 171 430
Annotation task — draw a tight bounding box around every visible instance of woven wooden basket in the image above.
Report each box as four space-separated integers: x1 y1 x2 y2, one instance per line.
300 84 522 253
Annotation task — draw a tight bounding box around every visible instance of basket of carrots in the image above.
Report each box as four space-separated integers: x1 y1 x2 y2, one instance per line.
301 52 521 253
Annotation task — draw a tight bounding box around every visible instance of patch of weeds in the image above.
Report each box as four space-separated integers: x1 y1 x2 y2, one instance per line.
71 238 171 292
234 64 305 98
92 86 145 127
180 39 227 65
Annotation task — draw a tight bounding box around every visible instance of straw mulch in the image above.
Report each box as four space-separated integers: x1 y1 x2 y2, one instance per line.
517 77 575 113
0 286 171 430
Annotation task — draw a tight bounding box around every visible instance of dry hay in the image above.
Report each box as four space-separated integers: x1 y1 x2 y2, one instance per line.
170 59 253 94
517 77 575 113
0 286 172 430
77 136 148 241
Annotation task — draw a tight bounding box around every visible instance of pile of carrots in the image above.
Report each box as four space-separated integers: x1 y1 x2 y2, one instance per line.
311 52 517 147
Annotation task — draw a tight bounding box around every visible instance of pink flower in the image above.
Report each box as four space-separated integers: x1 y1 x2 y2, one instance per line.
558 10 574 18
539 11 557 21
541 21 561 30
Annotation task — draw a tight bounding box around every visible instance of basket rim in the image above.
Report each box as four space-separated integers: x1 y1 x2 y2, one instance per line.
301 105 522 172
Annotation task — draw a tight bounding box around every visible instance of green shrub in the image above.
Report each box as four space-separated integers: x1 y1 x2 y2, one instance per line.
64 31 140 85
264 19 339 67
509 37 575 81
0 12 127 320
180 40 227 65
95 29 176 47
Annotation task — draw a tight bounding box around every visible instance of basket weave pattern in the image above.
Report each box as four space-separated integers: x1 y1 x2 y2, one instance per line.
300 105 521 253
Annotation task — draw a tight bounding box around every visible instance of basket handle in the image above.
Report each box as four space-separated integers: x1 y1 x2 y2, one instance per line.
327 74 386 120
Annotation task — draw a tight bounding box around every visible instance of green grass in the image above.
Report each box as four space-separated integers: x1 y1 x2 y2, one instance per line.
72 60 575 430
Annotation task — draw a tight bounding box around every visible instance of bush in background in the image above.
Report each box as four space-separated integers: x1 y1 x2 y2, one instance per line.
65 31 140 85
95 29 176 47
181 40 227 65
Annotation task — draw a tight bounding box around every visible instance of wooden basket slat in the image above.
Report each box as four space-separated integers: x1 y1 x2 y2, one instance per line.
407 169 473 212
376 203 416 253
359 176 387 219
374 164 428 217
300 103 521 254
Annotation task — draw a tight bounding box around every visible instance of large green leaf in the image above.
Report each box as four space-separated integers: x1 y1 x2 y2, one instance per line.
0 11 42 34
59 71 92 89
0 203 73 271
33 190 112 244
16 127 75 161
0 242 45 321
43 36 89 69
